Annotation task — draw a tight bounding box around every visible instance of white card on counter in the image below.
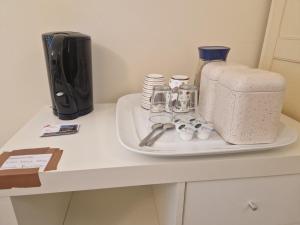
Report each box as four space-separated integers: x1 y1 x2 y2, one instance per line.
40 124 80 137
0 154 52 171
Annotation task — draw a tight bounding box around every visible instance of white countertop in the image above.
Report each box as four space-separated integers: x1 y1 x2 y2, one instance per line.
1 104 300 197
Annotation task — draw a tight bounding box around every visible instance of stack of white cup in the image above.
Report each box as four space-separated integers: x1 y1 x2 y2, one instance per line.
141 74 165 109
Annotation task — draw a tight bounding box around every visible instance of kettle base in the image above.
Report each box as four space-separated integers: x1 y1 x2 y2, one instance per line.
53 106 94 120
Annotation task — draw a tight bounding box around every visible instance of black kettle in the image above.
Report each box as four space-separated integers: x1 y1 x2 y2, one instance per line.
42 32 93 120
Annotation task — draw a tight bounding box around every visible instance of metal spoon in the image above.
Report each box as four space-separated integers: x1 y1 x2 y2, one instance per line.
139 123 163 147
145 123 175 146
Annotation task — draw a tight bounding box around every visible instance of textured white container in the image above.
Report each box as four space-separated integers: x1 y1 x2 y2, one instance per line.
213 69 286 144
198 62 247 122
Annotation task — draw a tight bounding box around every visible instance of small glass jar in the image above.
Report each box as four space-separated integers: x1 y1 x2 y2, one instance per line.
194 46 230 100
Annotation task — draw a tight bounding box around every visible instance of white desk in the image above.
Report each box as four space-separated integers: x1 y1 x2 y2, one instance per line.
1 104 300 225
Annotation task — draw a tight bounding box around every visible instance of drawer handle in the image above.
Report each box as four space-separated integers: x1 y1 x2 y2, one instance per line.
248 201 258 211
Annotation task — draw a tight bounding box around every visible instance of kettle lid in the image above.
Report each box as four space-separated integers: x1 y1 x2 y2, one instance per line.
42 31 90 40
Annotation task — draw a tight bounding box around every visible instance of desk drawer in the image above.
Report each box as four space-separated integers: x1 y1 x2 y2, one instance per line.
183 174 300 225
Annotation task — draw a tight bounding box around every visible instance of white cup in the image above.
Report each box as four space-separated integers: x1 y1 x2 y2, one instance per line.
169 75 189 89
145 74 164 79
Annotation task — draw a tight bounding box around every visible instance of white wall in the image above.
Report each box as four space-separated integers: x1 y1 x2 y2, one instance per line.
0 0 271 146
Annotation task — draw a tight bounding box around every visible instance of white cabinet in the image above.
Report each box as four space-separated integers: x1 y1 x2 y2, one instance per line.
5 176 300 225
183 174 300 225
7 183 185 225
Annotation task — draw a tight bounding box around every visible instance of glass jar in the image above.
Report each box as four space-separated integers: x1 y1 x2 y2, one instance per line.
168 75 190 112
149 85 173 123
173 84 198 121
193 46 230 100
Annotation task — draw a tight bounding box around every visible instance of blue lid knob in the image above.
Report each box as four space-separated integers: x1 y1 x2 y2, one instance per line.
198 46 230 61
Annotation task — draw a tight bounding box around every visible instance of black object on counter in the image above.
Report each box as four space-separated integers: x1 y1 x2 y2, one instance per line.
42 32 93 120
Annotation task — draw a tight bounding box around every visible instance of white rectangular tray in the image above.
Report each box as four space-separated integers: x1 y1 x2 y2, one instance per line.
116 94 298 157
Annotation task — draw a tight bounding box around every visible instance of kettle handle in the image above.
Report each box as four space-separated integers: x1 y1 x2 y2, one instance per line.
49 34 78 117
